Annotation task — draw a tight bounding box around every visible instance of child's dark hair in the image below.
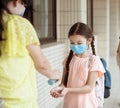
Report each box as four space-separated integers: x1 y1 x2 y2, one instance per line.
63 22 96 86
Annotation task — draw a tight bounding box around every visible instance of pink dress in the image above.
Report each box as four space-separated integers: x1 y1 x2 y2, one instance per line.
63 55 105 108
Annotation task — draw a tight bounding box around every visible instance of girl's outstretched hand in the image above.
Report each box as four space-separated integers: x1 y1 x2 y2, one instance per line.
50 86 69 98
50 86 64 98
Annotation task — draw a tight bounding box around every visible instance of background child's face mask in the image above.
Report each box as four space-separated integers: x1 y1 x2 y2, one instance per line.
70 44 87 54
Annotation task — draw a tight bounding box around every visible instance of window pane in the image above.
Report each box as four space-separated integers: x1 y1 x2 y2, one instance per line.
33 0 56 42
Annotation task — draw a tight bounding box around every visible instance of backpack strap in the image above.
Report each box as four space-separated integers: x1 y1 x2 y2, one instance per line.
88 54 93 69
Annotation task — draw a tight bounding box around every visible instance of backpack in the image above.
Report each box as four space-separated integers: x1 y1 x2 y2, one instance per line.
100 58 111 98
89 56 111 108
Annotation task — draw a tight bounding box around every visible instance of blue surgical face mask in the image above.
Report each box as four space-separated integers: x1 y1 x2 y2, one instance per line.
20 7 26 16
70 44 87 54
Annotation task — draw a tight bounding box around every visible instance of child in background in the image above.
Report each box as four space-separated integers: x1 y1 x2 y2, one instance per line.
0 0 59 108
50 22 105 108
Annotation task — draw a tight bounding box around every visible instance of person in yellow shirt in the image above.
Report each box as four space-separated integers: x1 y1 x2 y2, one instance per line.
0 0 60 108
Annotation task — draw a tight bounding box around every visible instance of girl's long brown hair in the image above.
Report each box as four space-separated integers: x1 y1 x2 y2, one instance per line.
63 22 96 87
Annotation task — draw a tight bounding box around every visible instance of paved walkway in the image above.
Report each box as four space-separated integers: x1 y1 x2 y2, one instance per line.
104 56 120 108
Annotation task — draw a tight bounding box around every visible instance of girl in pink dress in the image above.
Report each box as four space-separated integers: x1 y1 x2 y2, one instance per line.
50 22 105 108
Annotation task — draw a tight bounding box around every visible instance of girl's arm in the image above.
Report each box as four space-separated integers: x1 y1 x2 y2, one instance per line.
62 71 98 95
27 44 59 79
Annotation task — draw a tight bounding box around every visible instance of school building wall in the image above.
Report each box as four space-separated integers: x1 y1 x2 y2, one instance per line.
93 0 110 62
110 0 120 56
36 0 120 108
36 44 65 108
93 0 120 62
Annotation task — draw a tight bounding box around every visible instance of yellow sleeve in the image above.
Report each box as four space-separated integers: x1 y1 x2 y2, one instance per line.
24 20 40 46
2 14 40 56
